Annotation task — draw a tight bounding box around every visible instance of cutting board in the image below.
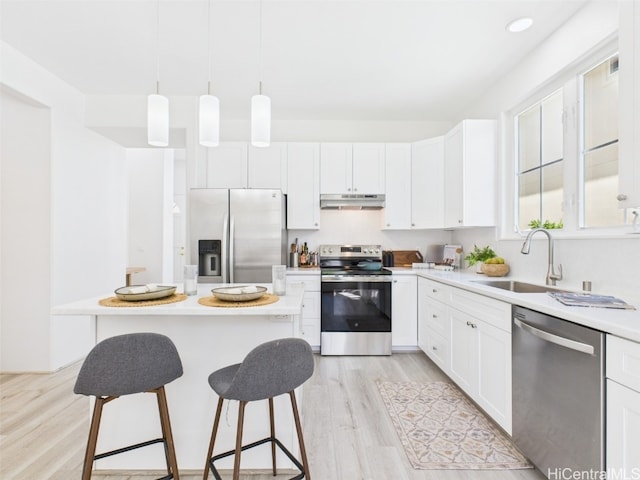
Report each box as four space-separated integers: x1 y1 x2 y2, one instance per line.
392 250 423 267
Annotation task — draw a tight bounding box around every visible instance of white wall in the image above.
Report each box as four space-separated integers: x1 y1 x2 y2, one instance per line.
0 90 52 372
126 149 175 285
1 41 128 372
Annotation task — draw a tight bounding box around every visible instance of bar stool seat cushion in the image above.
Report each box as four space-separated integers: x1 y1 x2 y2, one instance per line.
208 338 313 402
74 332 183 397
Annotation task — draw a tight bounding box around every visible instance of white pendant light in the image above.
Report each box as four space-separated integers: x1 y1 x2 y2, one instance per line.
251 0 270 147
251 85 270 148
199 93 220 147
148 0 169 147
148 90 169 147
199 0 220 147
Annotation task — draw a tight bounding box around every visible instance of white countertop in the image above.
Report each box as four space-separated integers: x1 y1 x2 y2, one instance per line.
414 269 640 343
51 283 304 317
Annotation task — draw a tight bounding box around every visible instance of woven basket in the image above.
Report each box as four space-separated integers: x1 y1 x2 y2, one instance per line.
481 263 510 277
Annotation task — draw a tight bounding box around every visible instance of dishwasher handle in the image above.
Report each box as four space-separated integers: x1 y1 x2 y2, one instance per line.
513 317 595 355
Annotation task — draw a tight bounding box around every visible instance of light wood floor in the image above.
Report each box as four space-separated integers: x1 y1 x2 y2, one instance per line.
0 353 546 480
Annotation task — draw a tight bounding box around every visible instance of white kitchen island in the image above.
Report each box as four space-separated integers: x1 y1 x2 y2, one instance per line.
52 283 305 473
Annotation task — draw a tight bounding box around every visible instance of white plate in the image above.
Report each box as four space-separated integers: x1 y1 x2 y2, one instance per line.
211 285 267 302
115 285 177 301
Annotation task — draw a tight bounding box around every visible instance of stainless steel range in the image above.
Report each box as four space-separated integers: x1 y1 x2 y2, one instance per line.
319 244 392 356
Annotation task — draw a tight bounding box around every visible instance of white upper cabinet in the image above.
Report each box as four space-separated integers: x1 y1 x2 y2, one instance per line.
444 119 496 228
206 142 248 188
206 142 286 190
352 143 385 194
287 143 320 229
248 143 288 192
412 136 445 229
618 2 640 209
320 143 353 194
320 143 385 194
383 143 412 229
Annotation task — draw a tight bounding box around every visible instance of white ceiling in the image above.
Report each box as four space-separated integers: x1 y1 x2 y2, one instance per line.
1 0 590 121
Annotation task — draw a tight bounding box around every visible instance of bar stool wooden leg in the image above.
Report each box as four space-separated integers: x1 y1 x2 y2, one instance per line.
81 397 105 480
155 386 180 480
269 397 277 476
290 391 310 480
203 397 224 480
233 401 247 480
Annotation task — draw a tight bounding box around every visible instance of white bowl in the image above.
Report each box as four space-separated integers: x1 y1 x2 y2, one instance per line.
211 285 267 302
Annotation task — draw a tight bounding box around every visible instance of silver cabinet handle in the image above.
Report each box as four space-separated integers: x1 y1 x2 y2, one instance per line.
514 318 595 355
466 321 477 328
617 193 628 201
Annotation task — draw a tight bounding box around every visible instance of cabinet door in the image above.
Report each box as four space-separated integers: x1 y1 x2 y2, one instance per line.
607 379 640 474
287 143 320 229
477 321 512 434
618 1 640 208
320 143 352 194
444 120 496 227
444 124 464 227
248 143 287 191
352 143 385 194
449 307 478 396
412 136 444 228
206 142 248 188
383 144 412 229
391 275 417 347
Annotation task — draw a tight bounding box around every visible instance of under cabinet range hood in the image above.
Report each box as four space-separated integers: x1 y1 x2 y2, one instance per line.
320 194 385 210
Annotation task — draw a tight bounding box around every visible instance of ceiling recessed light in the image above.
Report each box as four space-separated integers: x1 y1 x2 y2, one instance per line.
506 17 533 33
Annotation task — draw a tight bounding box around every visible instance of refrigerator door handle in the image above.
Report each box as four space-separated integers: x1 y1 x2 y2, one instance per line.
229 215 235 284
222 213 229 283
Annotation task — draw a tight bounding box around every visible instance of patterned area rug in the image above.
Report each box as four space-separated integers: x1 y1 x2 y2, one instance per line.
377 381 531 470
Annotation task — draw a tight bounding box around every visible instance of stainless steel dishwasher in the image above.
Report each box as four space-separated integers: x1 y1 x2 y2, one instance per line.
512 306 605 476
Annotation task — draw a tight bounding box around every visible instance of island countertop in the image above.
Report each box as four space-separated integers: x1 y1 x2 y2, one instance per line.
51 282 304 317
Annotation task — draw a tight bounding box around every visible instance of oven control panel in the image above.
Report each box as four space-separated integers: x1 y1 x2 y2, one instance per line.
319 244 382 258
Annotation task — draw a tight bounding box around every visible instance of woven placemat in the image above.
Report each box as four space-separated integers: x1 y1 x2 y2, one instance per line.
198 293 279 308
99 293 188 307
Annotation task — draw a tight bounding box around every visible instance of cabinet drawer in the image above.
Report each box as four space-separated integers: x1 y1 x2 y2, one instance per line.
286 274 320 292
425 300 448 338
424 327 449 372
607 335 640 392
449 287 511 332
421 278 449 302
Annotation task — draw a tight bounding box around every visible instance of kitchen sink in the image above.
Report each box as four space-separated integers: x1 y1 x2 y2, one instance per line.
470 280 568 293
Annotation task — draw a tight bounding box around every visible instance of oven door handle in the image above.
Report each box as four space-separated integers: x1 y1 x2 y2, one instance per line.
322 275 393 283
514 318 595 355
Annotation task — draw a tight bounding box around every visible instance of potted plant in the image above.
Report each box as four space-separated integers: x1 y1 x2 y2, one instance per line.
464 244 497 273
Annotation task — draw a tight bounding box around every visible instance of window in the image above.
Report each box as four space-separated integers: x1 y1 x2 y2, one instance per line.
515 90 564 231
512 48 638 235
580 55 621 227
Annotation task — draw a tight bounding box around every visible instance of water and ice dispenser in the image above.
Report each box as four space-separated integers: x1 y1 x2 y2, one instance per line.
198 240 221 278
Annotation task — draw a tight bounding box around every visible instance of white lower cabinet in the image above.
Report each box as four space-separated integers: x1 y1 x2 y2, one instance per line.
418 276 512 433
391 274 417 348
607 335 640 475
286 273 321 348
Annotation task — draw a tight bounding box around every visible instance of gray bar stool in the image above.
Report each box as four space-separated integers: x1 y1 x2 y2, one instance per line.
74 332 183 480
203 337 314 480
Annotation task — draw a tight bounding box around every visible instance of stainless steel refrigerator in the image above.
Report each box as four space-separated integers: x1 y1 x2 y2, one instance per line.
189 188 287 283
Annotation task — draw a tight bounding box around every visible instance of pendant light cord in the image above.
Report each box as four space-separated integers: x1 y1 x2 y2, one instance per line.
258 0 263 95
207 0 212 95
156 0 160 95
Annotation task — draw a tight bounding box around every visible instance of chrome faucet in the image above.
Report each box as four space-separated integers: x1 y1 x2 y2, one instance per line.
521 228 563 286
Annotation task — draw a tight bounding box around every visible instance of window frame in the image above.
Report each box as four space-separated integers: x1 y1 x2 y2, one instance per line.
500 38 633 240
